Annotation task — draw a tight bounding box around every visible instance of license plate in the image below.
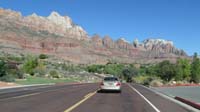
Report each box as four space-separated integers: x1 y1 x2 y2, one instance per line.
108 83 113 85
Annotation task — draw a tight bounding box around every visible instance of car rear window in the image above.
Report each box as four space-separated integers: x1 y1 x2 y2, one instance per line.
104 77 118 81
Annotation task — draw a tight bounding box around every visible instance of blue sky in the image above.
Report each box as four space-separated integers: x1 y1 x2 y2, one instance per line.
0 0 200 55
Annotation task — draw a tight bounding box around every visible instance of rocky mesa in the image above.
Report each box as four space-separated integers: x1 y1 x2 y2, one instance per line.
0 8 188 64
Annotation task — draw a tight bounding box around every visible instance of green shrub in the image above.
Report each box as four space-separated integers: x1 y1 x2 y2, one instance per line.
149 79 163 87
0 60 23 82
17 72 24 79
8 69 24 79
0 74 15 82
49 70 59 78
39 54 48 59
34 68 46 77
143 77 153 86
34 61 46 76
87 65 104 73
132 75 148 84
0 60 7 77
133 75 161 86
22 56 38 76
7 56 23 62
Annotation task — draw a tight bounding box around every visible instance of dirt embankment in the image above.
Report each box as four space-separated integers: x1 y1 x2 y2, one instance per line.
0 81 18 88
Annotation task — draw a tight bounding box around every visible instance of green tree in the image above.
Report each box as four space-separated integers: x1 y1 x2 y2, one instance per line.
0 60 15 82
104 64 125 77
22 56 38 75
87 65 104 73
0 60 7 77
122 66 138 82
145 64 159 76
191 53 200 83
175 58 191 81
157 60 175 81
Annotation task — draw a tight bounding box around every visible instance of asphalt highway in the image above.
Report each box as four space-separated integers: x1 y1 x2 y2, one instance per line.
0 83 193 112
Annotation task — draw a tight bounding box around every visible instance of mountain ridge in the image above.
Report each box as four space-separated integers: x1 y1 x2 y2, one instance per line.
0 8 188 64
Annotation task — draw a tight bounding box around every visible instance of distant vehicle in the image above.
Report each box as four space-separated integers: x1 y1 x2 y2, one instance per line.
100 77 121 93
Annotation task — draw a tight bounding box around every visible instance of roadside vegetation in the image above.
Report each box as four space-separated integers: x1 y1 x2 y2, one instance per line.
0 52 200 86
85 53 200 86
15 76 75 85
0 53 99 85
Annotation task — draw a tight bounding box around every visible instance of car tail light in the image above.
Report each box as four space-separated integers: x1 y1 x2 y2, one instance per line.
116 82 121 86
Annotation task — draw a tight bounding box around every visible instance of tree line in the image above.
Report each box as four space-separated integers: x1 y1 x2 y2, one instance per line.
1 53 200 84
86 53 200 84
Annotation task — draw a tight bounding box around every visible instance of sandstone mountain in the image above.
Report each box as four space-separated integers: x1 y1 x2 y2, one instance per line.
0 8 187 64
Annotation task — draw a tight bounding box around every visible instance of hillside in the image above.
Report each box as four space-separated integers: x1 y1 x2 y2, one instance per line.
0 8 187 64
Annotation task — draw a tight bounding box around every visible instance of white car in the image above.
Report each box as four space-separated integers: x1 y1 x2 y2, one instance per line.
100 77 121 93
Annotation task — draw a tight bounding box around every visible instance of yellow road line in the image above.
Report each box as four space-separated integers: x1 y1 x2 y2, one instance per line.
84 93 93 98
64 91 97 112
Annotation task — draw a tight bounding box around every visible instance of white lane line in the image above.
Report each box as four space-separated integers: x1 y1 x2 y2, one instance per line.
0 84 89 101
0 86 81 101
11 93 41 99
127 84 161 112
0 92 41 101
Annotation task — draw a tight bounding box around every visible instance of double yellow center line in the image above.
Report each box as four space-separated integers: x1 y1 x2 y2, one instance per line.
64 90 97 112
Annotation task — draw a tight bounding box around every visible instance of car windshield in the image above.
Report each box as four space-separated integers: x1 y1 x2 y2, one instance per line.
104 77 118 81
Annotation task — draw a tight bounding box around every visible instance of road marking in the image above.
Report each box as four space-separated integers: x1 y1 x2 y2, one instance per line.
0 84 90 101
84 93 93 98
127 84 161 112
64 91 97 112
11 93 41 98
30 84 87 94
0 93 41 101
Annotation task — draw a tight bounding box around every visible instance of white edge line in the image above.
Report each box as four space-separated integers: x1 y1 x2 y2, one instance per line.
127 84 160 112
147 86 200 112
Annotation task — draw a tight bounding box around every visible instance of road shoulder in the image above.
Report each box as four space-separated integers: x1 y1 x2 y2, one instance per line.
149 85 200 112
130 83 199 112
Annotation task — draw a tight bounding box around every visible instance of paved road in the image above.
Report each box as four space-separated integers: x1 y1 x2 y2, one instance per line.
153 86 200 103
0 83 193 112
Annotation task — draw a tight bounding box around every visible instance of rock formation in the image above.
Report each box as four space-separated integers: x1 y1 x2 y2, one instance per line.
0 8 188 64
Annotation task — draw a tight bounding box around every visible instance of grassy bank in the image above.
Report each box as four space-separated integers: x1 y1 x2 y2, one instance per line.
15 76 77 85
